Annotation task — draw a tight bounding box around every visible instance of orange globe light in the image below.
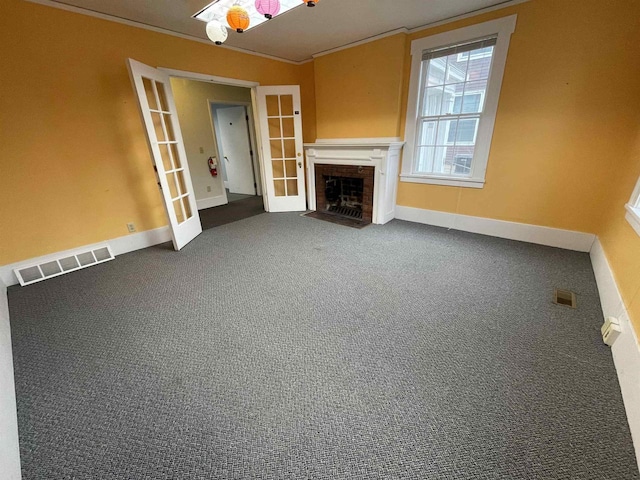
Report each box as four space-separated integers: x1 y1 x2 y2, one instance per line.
227 5 250 33
303 0 319 6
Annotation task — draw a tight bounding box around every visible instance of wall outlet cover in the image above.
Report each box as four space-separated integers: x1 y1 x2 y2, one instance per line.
127 223 136 233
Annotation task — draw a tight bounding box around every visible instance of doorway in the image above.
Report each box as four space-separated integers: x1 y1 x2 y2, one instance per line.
210 102 262 202
168 77 265 230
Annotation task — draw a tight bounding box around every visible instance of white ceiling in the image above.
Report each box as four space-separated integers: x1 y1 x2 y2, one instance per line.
42 0 519 62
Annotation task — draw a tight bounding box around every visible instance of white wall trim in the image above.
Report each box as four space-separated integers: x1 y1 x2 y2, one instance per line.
590 238 640 472
159 68 259 88
0 278 21 479
24 0 304 65
0 226 171 287
395 206 595 252
197 195 228 210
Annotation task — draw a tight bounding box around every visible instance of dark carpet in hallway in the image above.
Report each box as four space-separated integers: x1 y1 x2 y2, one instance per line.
199 195 264 230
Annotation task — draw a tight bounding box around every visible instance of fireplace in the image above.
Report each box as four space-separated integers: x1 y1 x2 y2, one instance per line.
304 139 405 225
314 164 374 225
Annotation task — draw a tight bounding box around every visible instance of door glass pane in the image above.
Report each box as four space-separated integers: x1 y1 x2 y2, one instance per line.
266 95 279 116
169 143 181 169
164 115 175 141
280 95 293 116
284 160 297 178
182 197 193 219
272 160 285 178
281 117 294 138
283 139 296 158
155 82 169 111
143 78 157 110
173 199 185 223
166 173 179 199
270 139 283 159
268 117 281 138
286 179 298 196
274 179 286 196
152 113 165 142
176 170 187 194
158 143 173 170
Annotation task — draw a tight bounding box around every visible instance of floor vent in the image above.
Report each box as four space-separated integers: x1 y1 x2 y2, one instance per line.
554 288 577 308
14 245 115 286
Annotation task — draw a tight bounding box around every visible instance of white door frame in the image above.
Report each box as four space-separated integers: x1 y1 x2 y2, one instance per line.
209 100 262 197
158 67 270 212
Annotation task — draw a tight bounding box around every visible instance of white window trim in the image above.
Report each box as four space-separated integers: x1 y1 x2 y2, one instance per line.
625 177 640 237
401 15 517 188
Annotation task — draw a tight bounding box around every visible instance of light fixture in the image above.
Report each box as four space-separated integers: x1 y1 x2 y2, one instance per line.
255 0 281 19
193 0 303 33
303 0 319 5
205 20 229 45
227 5 250 33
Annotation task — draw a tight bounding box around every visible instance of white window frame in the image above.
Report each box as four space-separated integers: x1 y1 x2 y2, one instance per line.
625 177 640 237
401 15 517 189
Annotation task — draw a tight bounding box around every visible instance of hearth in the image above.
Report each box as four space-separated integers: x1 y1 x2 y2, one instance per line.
314 164 374 226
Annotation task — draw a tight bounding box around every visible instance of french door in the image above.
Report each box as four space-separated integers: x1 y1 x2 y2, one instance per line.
127 59 202 250
255 86 306 212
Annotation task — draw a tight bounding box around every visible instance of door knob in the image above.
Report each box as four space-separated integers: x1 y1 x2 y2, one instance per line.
297 153 302 157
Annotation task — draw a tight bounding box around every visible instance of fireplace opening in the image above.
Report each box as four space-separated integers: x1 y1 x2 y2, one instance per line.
323 176 364 220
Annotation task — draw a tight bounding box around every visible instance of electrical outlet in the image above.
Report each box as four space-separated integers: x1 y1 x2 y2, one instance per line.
127 223 136 233
199 147 204 154
207 186 212 192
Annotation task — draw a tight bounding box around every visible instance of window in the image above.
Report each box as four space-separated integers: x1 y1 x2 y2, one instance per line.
625 177 640 237
402 16 517 188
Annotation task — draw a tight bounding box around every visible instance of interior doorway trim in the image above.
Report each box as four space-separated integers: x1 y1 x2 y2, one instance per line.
158 67 269 212
209 100 262 197
158 68 259 88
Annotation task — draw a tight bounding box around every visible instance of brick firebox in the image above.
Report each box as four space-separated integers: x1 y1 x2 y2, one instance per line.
314 164 375 224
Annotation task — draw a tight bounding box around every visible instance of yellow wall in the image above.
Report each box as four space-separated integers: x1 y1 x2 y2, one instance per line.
314 34 407 139
0 0 314 266
314 0 640 234
598 127 640 335
170 79 252 201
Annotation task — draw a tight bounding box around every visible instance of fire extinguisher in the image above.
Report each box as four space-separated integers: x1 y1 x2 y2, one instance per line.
208 157 218 177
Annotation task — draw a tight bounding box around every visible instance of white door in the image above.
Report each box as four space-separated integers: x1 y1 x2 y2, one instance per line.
127 59 202 250
256 86 306 212
216 106 256 196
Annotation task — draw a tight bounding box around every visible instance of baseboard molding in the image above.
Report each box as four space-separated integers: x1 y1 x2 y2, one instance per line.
590 238 640 471
0 226 171 287
0 279 22 479
395 206 596 252
197 195 227 210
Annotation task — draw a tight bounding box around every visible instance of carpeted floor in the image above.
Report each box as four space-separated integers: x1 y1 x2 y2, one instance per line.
9 213 639 479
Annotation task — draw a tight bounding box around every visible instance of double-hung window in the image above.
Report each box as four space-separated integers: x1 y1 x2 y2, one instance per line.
402 16 517 188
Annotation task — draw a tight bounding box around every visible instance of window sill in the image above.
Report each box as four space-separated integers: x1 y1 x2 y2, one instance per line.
400 174 485 189
625 204 640 237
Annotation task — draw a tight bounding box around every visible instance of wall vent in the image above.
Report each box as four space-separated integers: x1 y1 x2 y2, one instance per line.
14 245 114 286
554 288 577 308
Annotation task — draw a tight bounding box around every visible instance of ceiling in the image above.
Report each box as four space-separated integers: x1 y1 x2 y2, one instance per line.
41 0 519 63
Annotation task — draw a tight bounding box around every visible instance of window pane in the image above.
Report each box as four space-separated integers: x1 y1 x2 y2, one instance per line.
415 146 435 173
435 119 457 145
417 120 438 146
422 86 444 116
445 52 468 85
466 52 493 81
445 118 478 144
451 146 475 176
426 58 446 86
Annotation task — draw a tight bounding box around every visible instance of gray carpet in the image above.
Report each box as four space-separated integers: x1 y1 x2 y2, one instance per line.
9 213 639 479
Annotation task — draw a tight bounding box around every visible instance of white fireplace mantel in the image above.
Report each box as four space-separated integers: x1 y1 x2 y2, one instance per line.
304 138 405 225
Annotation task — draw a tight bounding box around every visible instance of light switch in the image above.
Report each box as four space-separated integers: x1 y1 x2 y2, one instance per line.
199 147 204 154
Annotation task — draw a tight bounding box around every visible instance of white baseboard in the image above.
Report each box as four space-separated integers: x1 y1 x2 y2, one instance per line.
0 279 22 479
590 238 640 471
395 206 596 252
197 195 227 210
0 226 171 287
